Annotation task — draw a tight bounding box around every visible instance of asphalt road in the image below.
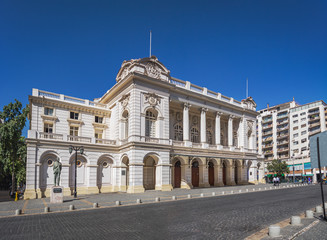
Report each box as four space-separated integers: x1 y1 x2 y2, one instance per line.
0 185 326 240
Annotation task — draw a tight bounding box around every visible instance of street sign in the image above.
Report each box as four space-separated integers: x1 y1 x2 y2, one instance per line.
309 131 327 169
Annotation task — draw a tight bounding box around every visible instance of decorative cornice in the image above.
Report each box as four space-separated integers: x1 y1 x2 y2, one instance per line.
30 96 111 117
41 115 58 122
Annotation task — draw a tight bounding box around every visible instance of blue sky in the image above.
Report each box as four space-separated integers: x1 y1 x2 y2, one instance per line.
1 0 326 136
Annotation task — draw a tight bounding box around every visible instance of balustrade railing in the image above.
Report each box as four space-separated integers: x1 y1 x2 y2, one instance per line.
68 135 92 143
39 132 63 140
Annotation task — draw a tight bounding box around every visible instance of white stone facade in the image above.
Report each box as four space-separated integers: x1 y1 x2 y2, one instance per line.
25 56 263 199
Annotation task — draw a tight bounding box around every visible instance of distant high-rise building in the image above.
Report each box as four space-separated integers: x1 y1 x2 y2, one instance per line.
257 100 327 182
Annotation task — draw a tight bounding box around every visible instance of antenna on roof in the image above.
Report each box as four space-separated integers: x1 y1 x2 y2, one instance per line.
149 30 152 57
246 78 248 98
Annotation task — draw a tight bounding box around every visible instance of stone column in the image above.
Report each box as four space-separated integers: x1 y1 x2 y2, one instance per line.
228 115 234 147
199 161 210 187
183 103 191 146
215 112 222 146
180 163 191 189
200 108 208 143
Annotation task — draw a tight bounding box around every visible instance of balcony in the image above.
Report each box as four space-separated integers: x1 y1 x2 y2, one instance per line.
277 126 289 132
262 124 273 129
264 150 273 154
68 135 92 143
277 134 288 139
262 118 273 123
277 114 288 119
263 137 273 142
172 140 184 146
309 122 320 128
262 131 273 136
308 109 319 116
277 141 288 146
39 132 63 140
277 148 289 153
309 128 321 136
309 115 320 121
262 144 273 149
277 119 288 125
95 138 116 145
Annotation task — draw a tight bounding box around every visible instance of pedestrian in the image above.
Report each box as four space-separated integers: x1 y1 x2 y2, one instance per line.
276 176 280 186
273 177 276 186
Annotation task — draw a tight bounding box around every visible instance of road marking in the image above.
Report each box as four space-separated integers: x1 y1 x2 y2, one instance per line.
288 220 319 240
42 198 48 208
21 200 29 213
80 199 93 206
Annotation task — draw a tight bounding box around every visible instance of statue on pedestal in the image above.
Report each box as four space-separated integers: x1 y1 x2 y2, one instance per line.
53 158 62 186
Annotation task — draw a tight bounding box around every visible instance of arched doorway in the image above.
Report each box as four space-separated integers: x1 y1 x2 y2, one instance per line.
222 161 227 185
97 157 113 192
122 156 129 188
208 161 214 186
174 161 181 188
69 155 87 193
192 161 199 187
39 151 60 197
143 156 156 190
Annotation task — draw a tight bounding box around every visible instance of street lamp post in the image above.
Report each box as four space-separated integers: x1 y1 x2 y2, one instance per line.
69 146 84 198
292 154 295 183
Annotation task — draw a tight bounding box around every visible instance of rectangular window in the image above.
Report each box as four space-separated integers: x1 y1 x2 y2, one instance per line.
70 126 79 136
44 123 53 133
95 130 103 139
301 124 306 128
300 112 306 116
293 133 298 138
293 120 298 124
44 107 53 116
293 126 298 130
292 114 298 118
301 147 307 151
301 138 307 143
293 141 298 145
95 116 103 123
70 111 79 120
301 118 306 122
293 149 299 153
301 131 306 135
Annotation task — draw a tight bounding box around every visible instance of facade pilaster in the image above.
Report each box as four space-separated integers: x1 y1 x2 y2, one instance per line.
215 112 222 146
183 103 191 145
200 108 208 143
257 117 262 154
228 115 234 147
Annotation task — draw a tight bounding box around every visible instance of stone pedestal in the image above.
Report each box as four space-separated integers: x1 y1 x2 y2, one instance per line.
50 186 64 204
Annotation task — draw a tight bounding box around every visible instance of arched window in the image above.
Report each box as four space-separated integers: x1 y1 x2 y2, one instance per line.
174 123 183 141
191 127 199 143
122 110 129 139
145 110 157 137
206 130 213 145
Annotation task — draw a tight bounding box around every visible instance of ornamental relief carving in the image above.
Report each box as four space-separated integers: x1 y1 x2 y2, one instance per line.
119 93 130 109
144 92 162 107
247 121 253 136
145 62 161 79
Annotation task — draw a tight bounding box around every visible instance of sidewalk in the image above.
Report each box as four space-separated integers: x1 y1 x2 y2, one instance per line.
0 183 309 218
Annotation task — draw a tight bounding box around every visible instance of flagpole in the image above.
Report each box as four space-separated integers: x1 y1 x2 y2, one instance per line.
149 30 152 57
246 78 248 98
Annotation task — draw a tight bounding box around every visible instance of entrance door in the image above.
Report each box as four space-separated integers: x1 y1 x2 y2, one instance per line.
223 162 227 185
174 161 181 188
192 161 199 187
208 162 214 186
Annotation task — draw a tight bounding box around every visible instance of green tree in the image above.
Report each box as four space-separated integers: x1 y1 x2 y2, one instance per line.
267 159 290 178
0 100 29 192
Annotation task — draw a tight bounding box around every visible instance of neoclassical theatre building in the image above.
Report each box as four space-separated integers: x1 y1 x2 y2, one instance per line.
25 56 264 199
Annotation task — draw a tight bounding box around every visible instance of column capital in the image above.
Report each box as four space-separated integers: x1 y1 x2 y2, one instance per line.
183 103 191 110
229 115 236 120
216 111 223 117
201 107 208 113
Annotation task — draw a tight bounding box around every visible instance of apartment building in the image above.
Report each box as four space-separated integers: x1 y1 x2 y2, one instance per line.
257 99 327 182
